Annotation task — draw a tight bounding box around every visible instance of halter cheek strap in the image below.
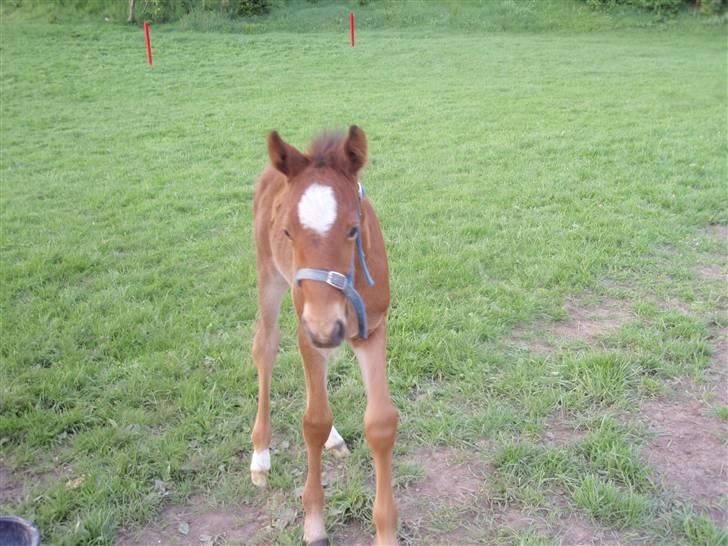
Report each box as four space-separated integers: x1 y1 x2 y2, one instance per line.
294 183 375 340
355 183 375 286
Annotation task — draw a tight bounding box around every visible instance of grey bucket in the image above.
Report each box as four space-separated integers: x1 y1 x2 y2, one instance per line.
0 516 40 546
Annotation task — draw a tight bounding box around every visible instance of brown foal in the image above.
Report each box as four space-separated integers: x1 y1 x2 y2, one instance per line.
250 126 399 545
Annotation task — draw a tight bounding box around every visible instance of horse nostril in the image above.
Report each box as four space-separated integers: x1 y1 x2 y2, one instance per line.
333 320 345 343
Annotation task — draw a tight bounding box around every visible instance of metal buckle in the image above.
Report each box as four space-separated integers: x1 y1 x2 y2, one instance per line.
325 271 347 290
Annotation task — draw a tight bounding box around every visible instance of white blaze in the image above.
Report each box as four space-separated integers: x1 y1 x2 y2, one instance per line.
298 183 337 236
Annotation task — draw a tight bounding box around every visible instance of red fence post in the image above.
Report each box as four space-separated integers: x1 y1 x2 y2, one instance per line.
350 12 355 47
144 21 153 65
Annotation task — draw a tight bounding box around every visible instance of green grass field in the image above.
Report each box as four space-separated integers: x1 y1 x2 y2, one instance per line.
1 1 726 544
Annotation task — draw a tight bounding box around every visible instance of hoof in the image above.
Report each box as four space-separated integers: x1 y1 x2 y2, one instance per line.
250 448 270 487
307 539 329 546
324 426 349 458
327 441 350 458
250 470 268 488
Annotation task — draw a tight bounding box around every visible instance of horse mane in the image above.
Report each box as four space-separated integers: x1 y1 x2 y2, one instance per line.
307 131 345 168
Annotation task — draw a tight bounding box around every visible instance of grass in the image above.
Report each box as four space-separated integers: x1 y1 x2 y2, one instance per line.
1 1 726 544
572 475 651 528
679 512 728 546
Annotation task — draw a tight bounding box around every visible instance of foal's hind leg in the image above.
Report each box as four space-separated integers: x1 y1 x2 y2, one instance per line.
351 321 399 546
250 269 287 487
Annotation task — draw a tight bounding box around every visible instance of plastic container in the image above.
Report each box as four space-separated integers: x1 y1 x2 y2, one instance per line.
0 516 40 546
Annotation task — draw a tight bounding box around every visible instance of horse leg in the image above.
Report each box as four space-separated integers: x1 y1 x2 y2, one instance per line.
351 321 399 546
299 327 334 545
250 270 287 487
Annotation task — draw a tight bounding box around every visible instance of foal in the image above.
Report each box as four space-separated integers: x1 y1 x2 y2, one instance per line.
250 126 399 545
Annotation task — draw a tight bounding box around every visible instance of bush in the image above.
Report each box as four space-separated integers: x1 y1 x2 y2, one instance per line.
584 0 685 14
140 0 192 23
586 0 725 14
8 0 128 21
137 0 270 23
699 0 726 14
233 0 271 16
632 0 685 12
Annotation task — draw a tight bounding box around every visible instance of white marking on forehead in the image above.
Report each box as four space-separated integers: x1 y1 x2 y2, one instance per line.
298 183 337 235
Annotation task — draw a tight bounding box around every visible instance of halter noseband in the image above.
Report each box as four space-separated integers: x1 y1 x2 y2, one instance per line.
294 183 375 340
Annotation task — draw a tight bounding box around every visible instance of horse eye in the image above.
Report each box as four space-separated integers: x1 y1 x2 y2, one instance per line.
348 226 359 239
283 228 291 239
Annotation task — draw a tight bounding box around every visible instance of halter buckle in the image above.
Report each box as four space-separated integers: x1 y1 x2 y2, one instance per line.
325 271 347 290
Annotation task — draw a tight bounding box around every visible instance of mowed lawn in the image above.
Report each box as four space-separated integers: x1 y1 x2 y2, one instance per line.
1 4 726 545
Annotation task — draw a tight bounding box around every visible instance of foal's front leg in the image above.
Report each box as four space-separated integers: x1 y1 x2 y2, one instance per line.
298 327 334 545
250 272 287 487
351 321 399 546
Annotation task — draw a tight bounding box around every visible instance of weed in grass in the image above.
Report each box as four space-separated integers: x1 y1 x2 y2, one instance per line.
563 352 635 407
573 475 651 529
491 441 575 506
611 310 713 378
677 511 728 546
575 416 651 491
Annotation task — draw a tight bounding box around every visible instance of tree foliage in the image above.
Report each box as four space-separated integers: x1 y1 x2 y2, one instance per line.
583 0 725 14
139 0 271 23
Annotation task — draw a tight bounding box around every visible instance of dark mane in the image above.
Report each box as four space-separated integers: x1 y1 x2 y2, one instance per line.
307 131 345 168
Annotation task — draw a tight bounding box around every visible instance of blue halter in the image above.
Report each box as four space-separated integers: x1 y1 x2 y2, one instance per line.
294 183 375 339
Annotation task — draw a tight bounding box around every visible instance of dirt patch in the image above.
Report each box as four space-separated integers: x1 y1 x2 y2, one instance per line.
540 416 587 447
638 325 728 526
0 457 72 510
641 381 728 527
490 499 635 546
331 521 371 546
555 298 633 343
704 224 728 241
713 333 728 397
395 447 489 545
552 511 635 546
400 448 484 509
512 296 633 353
0 459 25 508
116 497 267 546
511 331 555 354
703 327 728 407
332 447 490 545
696 264 726 282
117 450 350 545
337 445 645 545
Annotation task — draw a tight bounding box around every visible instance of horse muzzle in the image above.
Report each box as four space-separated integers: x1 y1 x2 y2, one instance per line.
303 318 345 348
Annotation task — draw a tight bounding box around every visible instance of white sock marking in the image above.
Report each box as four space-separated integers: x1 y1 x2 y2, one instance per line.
325 426 344 449
250 448 271 472
298 183 337 236
304 516 327 544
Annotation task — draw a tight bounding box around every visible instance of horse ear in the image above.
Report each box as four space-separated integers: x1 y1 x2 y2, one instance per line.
341 125 367 177
267 131 309 179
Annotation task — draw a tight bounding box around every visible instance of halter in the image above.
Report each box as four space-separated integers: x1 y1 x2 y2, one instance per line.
294 183 375 339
